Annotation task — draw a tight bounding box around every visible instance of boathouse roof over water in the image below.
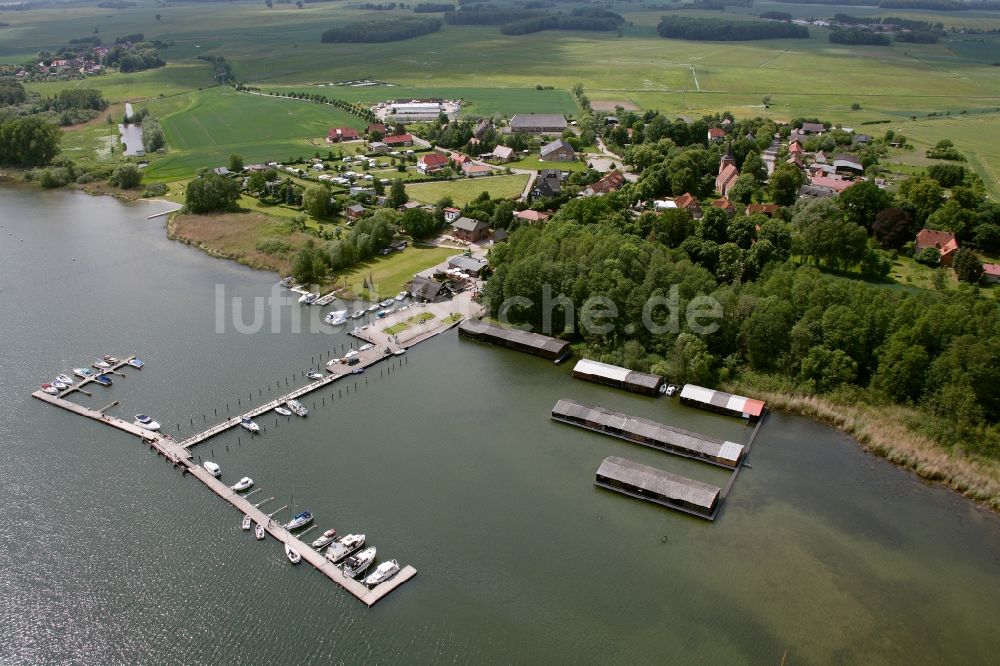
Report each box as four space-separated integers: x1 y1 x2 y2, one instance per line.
679 384 766 420
572 359 663 395
596 456 720 515
552 399 744 468
457 320 570 360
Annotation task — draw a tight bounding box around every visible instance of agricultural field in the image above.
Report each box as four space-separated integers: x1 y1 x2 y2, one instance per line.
406 174 529 206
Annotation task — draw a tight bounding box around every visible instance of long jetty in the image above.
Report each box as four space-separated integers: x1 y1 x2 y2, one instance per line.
31 348 417 606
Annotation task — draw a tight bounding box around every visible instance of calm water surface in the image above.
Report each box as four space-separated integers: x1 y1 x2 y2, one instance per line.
1 188 999 665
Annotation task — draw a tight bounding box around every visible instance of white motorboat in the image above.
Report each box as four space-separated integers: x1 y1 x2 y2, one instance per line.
366 303 379 312
285 544 302 564
73 368 94 379
358 343 373 352
103 355 118 364
379 299 393 307
665 384 678 397
395 291 406 301
255 523 265 540
52 380 69 390
240 417 260 433
342 547 376 579
310 528 338 550
128 357 145 369
306 371 324 380
299 292 319 305
343 349 359 359
324 310 348 326
92 360 112 370
204 461 221 477
275 406 292 417
350 310 365 319
363 559 400 586
41 383 59 395
133 414 161 431
393 349 406 356
242 515 252 530
286 400 308 417
325 534 365 563
56 374 74 385
231 477 254 491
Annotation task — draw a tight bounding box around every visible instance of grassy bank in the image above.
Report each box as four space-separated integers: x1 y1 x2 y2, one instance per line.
726 381 1000 513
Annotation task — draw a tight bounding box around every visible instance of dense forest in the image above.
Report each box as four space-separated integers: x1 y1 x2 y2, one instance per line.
829 29 892 45
320 17 442 42
446 6 622 33
657 16 809 41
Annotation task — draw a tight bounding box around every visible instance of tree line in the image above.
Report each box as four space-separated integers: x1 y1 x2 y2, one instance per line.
413 2 454 10
320 17 442 43
657 16 809 41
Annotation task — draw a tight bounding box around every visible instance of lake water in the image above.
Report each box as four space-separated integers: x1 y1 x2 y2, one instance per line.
1 187 999 664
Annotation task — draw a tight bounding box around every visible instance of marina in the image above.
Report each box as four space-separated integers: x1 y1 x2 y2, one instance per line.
571 358 664 396
679 384 766 422
595 456 722 519
30 350 418 606
457 320 571 362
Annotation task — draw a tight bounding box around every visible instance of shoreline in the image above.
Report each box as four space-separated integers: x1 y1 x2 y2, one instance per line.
726 382 1000 514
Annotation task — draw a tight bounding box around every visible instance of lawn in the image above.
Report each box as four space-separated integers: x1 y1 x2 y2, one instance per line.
406 174 529 205
507 155 589 172
338 244 454 298
384 311 435 335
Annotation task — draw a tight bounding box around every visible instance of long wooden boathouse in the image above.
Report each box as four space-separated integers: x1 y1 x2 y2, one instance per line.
551 399 744 468
458 320 571 362
679 384 766 421
571 359 664 396
595 456 721 518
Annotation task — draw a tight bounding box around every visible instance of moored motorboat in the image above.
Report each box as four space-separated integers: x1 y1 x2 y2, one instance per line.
299 292 319 305
128 357 145 369
363 559 400 586
325 534 365 563
342 547 377 579
133 414 161 431
306 371 324 381
73 368 94 379
231 477 254 491
665 384 678 397
358 343 373 352
285 510 313 530
395 291 406 301
351 368 364 375
242 515 252 530
92 359 112 370
350 310 365 319
103 355 118 364
94 374 113 387
255 522 266 540
323 310 348 326
310 528 338 550
379 298 393 307
41 383 59 395
240 417 260 433
56 374 74 386
52 380 69 390
280 276 293 287
204 461 221 477
286 399 308 417
285 544 302 564
393 349 406 356
367 303 379 312
275 406 292 417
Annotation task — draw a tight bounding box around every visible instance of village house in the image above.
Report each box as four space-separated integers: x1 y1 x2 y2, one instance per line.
674 192 702 218
514 209 550 224
327 127 360 142
473 118 493 140
451 216 490 243
715 146 740 198
915 228 959 266
509 113 568 134
367 123 387 135
462 163 492 178
789 140 804 156
417 152 450 174
833 154 864 176
745 203 779 217
368 141 389 154
712 197 736 215
800 122 826 134
491 145 514 162
451 153 470 166
982 263 1000 285
540 139 576 162
410 275 450 302
532 169 567 198
382 133 414 147
448 255 489 277
708 127 727 142
583 170 625 197
809 175 853 194
345 203 366 222
443 207 462 223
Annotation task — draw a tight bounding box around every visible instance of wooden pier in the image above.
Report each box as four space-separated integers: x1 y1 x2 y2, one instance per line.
31 351 417 606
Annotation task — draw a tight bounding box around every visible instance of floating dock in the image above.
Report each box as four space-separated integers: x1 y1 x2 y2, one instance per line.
551 399 744 468
458 320 571 362
679 384 766 422
31 352 416 606
595 456 721 519
571 359 663 396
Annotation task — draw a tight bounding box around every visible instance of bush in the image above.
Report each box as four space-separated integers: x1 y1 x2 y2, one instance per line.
915 247 940 265
142 182 168 197
256 238 293 255
110 163 142 189
38 167 72 188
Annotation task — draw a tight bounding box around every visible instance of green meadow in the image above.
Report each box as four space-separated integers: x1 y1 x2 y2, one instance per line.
406 174 529 206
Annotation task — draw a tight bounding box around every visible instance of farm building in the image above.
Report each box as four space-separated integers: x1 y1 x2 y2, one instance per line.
679 384 766 421
462 163 492 177
571 359 663 396
368 141 389 154
458 320 570 361
595 456 721 519
417 152 449 174
540 139 576 162
451 217 489 243
382 134 413 147
384 100 454 122
491 145 514 162
327 127 359 142
552 399 744 468
345 203 365 221
509 113 568 134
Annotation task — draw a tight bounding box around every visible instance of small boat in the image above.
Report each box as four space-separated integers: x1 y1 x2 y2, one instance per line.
275 406 292 417
242 515 252 530
344 349 359 359
240 417 260 433
128 357 145 369
350 310 365 319
133 414 161 431
41 383 59 395
94 374 113 387
665 384 678 397
363 559 400 586
255 522 265 540
324 310 348 326
73 368 94 379
393 349 406 356
92 360 112 370
342 547 377 579
358 343 373 352
286 399 308 417
204 461 221 477
280 276 293 287
103 355 118 364
299 292 319 305
351 368 364 375
395 292 406 301
325 534 365 563
306 371 324 381
52 380 69 390
379 299 393 307
56 373 74 385
285 544 302 564
310 528 338 550
367 303 379 312
285 510 313 530
231 477 254 491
